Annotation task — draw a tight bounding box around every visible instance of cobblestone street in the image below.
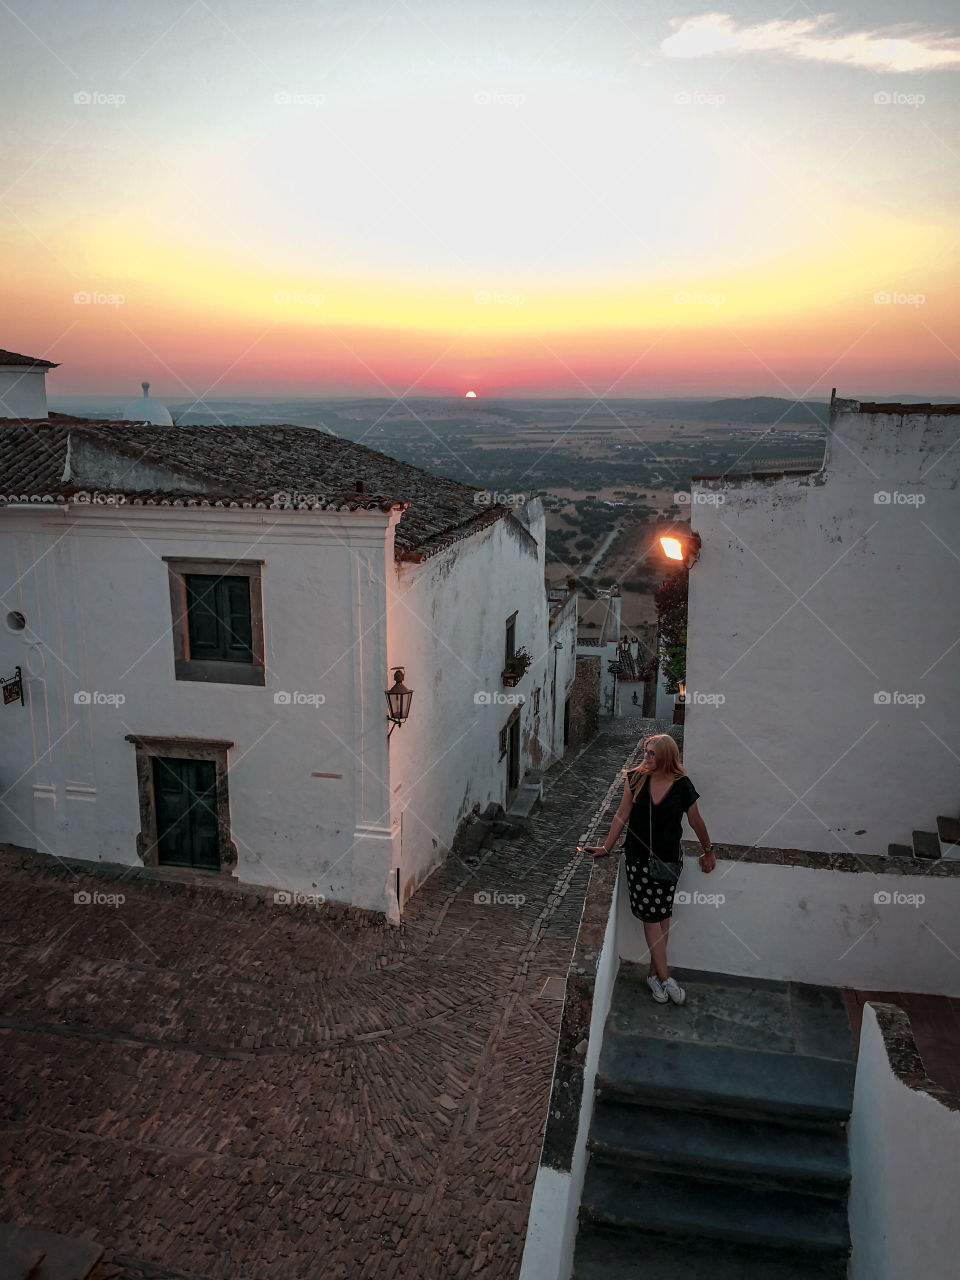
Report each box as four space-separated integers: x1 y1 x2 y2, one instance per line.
0 715 663 1280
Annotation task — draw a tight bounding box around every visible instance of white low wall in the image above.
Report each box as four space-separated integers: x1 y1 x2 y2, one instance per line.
849 1003 960 1280
617 857 960 996
519 863 621 1280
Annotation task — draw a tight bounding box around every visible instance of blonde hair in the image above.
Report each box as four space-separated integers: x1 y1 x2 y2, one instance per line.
624 733 687 800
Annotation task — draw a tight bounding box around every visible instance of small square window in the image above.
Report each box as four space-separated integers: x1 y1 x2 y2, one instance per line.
164 558 265 686
532 687 541 715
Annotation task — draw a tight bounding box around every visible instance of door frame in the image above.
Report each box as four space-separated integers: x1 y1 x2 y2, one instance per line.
125 734 237 874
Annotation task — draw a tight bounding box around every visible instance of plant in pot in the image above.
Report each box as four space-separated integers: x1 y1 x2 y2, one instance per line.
502 646 533 686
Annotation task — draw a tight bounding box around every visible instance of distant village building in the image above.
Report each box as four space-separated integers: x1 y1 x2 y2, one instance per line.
683 395 960 859
0 348 59 420
0 412 581 919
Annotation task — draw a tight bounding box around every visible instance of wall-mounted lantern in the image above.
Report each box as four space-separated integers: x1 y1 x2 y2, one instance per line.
384 667 413 738
659 531 701 569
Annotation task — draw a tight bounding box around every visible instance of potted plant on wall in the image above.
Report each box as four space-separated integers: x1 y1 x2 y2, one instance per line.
502 646 533 687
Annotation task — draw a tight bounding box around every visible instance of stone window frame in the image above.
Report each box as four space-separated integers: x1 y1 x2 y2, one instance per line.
125 734 238 875
163 556 265 686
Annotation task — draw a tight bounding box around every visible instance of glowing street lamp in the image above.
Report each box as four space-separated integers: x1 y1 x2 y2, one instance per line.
658 531 701 569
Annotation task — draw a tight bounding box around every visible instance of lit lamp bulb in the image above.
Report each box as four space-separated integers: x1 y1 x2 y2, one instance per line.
660 536 684 561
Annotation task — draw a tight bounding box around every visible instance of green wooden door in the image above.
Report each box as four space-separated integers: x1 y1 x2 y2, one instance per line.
153 757 220 870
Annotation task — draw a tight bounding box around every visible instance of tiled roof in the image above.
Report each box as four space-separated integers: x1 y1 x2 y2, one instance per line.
0 419 509 560
0 348 60 368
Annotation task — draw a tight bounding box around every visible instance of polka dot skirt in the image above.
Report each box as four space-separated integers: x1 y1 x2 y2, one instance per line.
625 852 679 923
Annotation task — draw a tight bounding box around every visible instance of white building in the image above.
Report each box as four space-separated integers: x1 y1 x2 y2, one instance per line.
0 417 574 918
682 394 960 858
0 348 59 420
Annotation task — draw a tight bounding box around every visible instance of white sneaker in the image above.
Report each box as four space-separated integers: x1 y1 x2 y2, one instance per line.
646 974 668 1003
662 976 686 1005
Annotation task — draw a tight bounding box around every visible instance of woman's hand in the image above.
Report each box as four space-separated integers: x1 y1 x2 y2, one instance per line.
580 845 610 858
698 849 717 873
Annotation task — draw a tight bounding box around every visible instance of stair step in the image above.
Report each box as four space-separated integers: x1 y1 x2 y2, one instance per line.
588 1099 849 1196
579 1162 850 1259
573 1223 849 1280
888 843 913 858
0 1226 103 1280
597 1035 854 1127
937 816 960 846
912 830 941 860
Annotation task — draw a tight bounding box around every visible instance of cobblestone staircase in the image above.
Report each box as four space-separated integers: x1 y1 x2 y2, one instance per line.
573 965 856 1279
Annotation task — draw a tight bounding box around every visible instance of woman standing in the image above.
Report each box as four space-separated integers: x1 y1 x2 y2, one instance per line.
583 734 715 1005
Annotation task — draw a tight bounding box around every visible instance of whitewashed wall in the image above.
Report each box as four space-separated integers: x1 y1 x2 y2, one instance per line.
617 857 960 996
546 590 578 765
0 366 48 419
387 500 550 904
848 1004 960 1280
683 402 960 856
0 504 402 913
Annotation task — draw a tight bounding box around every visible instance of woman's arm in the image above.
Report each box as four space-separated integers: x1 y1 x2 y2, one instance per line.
583 779 634 857
686 800 716 872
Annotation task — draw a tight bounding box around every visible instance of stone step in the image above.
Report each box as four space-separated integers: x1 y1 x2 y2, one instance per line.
0 1226 103 1280
579 1162 850 1260
888 842 914 858
937 815 960 846
597 1034 855 1128
588 1098 850 1197
912 830 941 860
0 1240 45 1280
573 1223 849 1280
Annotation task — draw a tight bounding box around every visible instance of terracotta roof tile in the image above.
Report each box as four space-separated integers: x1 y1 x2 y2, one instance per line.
0 349 60 368
0 419 509 559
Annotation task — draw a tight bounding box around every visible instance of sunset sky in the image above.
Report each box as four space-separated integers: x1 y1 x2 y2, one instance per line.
2 1 958 399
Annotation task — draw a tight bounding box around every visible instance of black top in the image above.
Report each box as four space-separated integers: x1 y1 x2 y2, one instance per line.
624 774 700 863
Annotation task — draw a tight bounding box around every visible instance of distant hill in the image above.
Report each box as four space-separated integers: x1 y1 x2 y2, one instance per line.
645 397 829 426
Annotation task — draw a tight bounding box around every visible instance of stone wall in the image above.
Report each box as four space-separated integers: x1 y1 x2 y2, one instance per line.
566 655 600 750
